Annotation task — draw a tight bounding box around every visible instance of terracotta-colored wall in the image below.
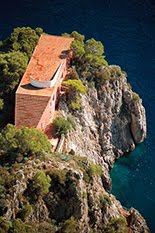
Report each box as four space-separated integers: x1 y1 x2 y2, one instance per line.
15 56 70 131
15 93 50 128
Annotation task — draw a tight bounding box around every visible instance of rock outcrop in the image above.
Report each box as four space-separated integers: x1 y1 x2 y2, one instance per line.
0 66 149 233
60 65 146 185
57 65 148 232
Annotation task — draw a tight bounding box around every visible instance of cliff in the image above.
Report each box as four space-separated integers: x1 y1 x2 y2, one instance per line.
57 65 148 232
60 65 146 189
0 66 149 233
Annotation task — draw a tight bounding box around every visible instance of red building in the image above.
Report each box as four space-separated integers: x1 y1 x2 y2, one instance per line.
15 34 74 131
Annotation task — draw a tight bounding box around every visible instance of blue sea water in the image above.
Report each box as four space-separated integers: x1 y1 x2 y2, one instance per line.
0 0 155 231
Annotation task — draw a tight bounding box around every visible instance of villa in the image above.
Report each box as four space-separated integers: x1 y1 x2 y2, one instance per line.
15 34 74 132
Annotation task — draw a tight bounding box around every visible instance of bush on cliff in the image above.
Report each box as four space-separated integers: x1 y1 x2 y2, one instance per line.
31 170 51 196
60 216 79 233
62 31 108 80
62 79 86 110
0 217 11 233
105 217 128 233
62 79 86 94
0 124 51 164
53 116 74 136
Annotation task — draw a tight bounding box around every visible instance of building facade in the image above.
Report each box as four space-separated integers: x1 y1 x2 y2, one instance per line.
15 34 74 132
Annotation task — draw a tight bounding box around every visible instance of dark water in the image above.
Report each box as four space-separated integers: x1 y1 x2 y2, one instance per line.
1 0 155 231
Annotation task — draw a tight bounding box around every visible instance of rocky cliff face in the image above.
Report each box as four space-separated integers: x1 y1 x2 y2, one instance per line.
0 66 149 233
60 66 146 187
57 65 149 232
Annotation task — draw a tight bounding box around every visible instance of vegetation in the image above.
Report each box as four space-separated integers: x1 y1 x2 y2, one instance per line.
62 31 108 83
105 217 128 233
60 216 79 233
0 27 43 125
66 68 79 80
109 66 122 78
0 51 28 93
0 124 51 164
45 169 80 222
0 28 141 233
74 157 102 183
17 203 33 221
1 27 43 59
96 67 111 85
53 116 74 136
0 98 4 111
63 79 86 94
62 78 86 110
10 219 35 233
31 170 51 196
99 194 112 212
0 217 11 233
0 217 58 233
87 162 102 178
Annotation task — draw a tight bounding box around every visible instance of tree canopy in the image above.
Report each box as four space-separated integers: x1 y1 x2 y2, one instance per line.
62 79 87 110
0 26 43 124
0 124 51 163
62 79 86 94
53 116 74 136
0 51 28 93
31 170 51 196
62 31 108 81
1 27 43 59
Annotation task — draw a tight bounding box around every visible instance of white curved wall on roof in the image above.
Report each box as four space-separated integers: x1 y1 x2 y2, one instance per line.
30 62 63 88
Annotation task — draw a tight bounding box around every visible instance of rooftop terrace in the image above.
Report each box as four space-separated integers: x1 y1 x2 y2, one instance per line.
16 34 74 97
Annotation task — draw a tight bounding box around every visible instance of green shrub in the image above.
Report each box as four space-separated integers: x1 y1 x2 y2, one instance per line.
64 31 108 81
3 27 43 59
69 96 81 110
75 157 102 183
0 217 11 233
0 98 4 111
62 79 86 94
17 203 32 221
37 221 57 233
0 124 51 163
71 40 85 58
66 116 76 130
70 31 85 43
105 217 128 233
53 116 73 136
96 67 111 85
32 170 51 195
47 169 67 185
0 51 28 93
61 216 79 233
110 66 122 78
87 162 102 178
62 79 86 111
10 219 36 233
99 194 111 211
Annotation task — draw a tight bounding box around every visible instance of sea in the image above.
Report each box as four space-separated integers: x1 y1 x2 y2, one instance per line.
0 0 155 231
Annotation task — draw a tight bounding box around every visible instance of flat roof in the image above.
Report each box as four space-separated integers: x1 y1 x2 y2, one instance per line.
16 34 74 96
